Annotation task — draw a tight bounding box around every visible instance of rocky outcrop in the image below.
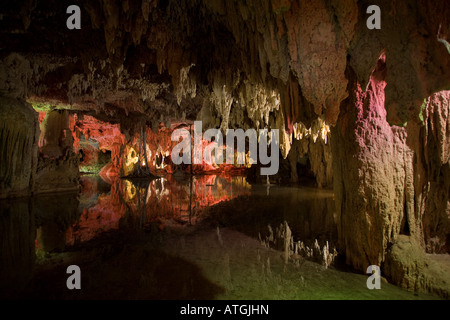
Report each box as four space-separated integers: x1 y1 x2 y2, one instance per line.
0 97 39 199
332 55 411 271
35 109 79 194
407 91 450 254
333 55 449 294
34 151 80 194
39 110 73 158
384 235 450 298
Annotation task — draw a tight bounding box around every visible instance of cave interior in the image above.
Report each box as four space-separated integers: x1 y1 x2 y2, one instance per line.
0 0 449 300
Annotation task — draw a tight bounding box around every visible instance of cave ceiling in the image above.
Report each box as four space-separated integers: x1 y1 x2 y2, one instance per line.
1 0 449 133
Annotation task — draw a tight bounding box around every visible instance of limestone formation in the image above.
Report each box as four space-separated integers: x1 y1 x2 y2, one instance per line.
0 0 449 297
385 235 450 298
0 97 38 199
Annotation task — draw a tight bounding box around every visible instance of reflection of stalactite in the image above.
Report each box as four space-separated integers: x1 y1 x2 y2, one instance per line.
0 200 35 298
125 123 157 179
122 175 250 228
137 184 147 229
189 174 193 225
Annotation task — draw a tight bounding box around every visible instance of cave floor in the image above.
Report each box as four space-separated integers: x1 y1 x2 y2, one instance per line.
1 175 443 300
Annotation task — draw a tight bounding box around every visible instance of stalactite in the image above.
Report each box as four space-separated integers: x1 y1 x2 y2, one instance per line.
1 0 449 299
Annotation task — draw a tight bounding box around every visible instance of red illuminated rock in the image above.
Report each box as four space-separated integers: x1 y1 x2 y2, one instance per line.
333 55 450 294
0 0 449 297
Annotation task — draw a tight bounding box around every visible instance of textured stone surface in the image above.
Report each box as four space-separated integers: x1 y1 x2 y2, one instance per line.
407 91 450 254
332 55 413 270
34 151 80 194
333 56 449 295
349 0 450 125
384 235 450 298
0 97 39 198
288 123 333 188
0 0 449 296
39 110 73 158
35 109 80 194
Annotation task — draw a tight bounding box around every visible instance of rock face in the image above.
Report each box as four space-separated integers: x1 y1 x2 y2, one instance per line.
348 0 450 125
384 235 450 298
34 152 80 194
333 55 449 293
0 101 80 197
39 110 73 158
35 109 80 194
407 91 450 254
332 55 412 271
0 97 39 199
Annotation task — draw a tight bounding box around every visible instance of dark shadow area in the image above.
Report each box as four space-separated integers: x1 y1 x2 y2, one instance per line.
203 185 337 248
0 199 35 299
16 231 225 300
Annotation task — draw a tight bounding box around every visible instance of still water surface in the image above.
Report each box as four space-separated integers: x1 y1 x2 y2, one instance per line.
0 174 440 299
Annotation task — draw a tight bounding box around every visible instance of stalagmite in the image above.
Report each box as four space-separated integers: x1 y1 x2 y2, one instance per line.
0 0 449 299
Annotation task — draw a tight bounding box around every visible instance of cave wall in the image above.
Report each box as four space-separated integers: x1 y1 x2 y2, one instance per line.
0 0 448 130
0 97 39 199
332 56 412 271
1 1 448 188
0 0 449 293
34 152 80 194
71 114 125 175
39 110 73 158
35 109 79 194
407 91 450 254
0 102 80 198
288 119 333 188
333 55 449 293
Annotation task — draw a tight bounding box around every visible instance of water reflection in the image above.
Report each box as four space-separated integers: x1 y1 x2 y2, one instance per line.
0 200 35 298
204 185 337 250
0 174 250 297
1 175 332 262
66 174 251 247
1 176 438 300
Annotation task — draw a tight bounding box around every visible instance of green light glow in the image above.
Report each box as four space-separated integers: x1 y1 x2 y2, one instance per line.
418 99 427 126
29 101 71 112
